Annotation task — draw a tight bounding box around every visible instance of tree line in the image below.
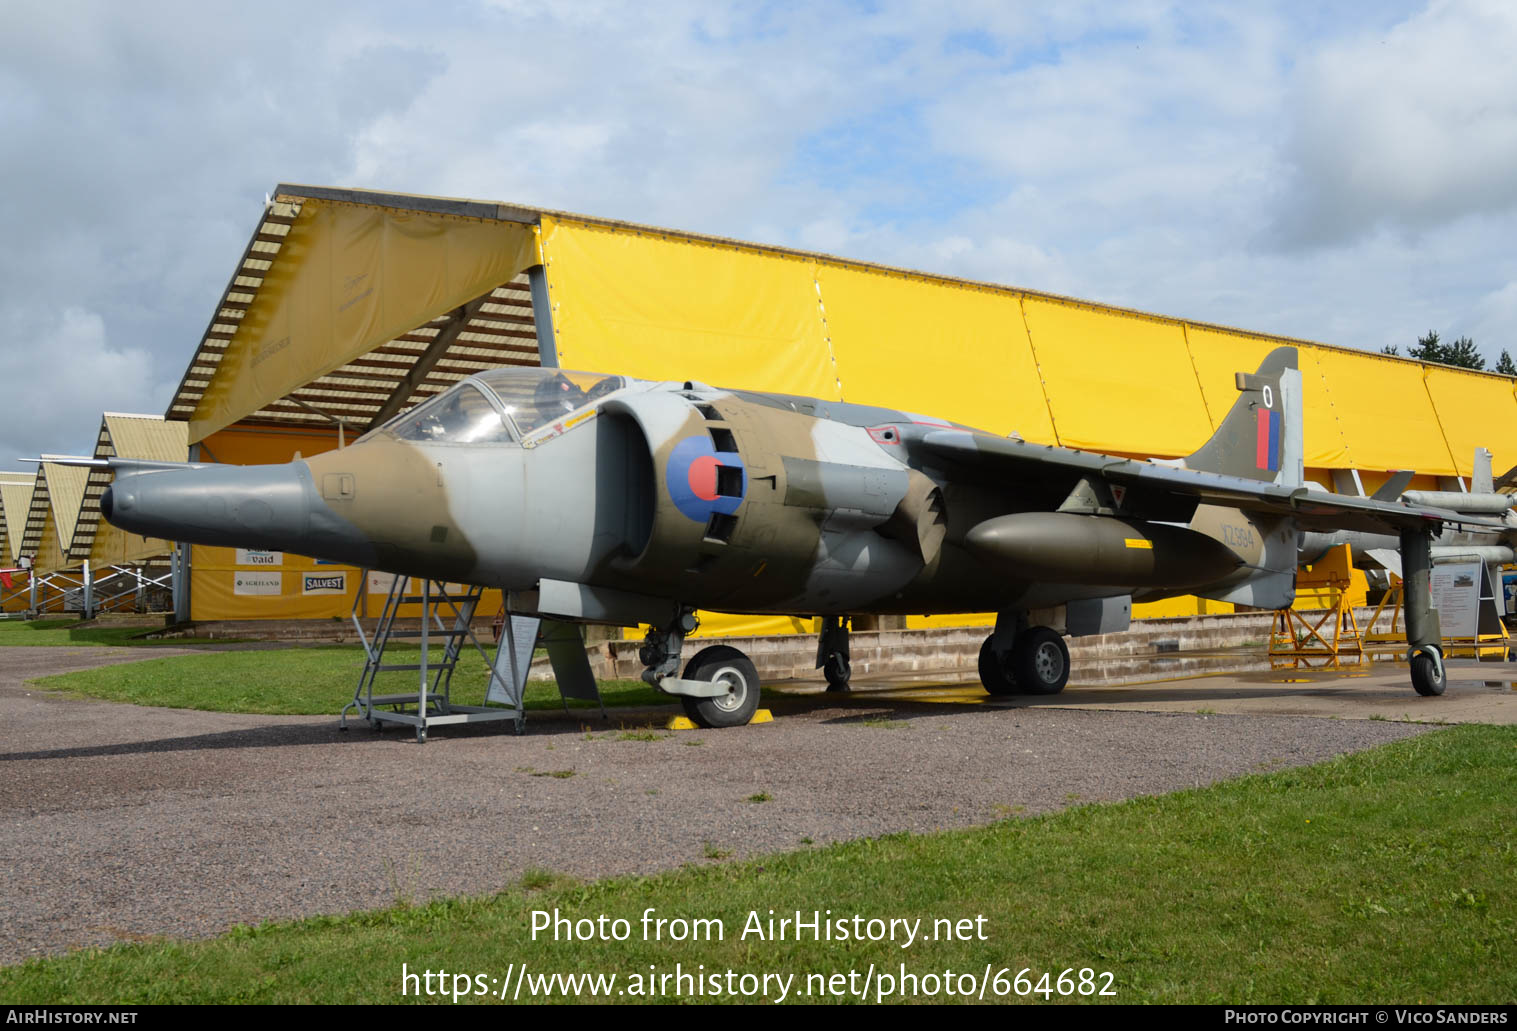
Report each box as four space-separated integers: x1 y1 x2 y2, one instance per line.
1381 331 1516 374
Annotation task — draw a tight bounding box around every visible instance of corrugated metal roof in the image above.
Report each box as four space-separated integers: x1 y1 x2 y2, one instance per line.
37 463 89 556
66 414 189 563
0 472 35 564
102 414 188 463
163 189 543 437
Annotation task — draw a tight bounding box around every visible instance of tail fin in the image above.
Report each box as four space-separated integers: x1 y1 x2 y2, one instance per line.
1184 346 1303 488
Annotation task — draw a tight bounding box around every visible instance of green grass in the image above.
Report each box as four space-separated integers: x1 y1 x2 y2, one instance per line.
2 726 1513 1003
28 643 672 715
0 618 177 648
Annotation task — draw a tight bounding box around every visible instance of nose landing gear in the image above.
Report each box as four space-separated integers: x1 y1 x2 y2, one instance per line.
639 608 762 728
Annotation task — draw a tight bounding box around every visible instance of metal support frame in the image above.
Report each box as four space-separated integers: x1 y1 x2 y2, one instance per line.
340 573 526 742
365 295 493 431
1270 603 1363 667
1271 543 1363 667
171 542 190 622
1365 581 1405 644
528 264 557 367
27 569 88 616
87 564 174 615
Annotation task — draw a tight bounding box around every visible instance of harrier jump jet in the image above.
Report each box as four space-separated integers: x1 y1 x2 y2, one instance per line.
95 347 1493 726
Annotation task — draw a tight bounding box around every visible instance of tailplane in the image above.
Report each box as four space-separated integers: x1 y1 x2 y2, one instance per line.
1184 346 1303 488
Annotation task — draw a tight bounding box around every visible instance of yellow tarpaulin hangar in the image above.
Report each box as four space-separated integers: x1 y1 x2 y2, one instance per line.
154 183 1517 630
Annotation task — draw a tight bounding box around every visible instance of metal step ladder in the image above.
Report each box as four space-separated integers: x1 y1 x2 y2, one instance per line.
340 573 531 742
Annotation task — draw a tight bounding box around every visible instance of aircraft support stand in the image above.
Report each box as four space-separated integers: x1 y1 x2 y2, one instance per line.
341 574 527 742
1400 529 1447 696
817 616 851 692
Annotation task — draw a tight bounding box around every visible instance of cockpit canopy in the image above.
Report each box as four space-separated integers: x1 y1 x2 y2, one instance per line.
387 368 631 444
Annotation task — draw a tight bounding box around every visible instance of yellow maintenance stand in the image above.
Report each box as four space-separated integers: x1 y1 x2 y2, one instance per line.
1271 544 1363 667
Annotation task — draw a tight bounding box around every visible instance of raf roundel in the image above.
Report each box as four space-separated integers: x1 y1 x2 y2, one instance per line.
666 435 745 523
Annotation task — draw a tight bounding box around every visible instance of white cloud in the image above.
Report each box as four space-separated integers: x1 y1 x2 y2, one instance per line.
4 0 1517 463
0 307 168 465
1271 0 1517 246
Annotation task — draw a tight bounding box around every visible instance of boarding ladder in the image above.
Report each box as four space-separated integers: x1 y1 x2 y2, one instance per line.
340 574 532 742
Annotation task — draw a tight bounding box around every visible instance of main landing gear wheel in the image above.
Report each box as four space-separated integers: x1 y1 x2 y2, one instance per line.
1410 650 1447 697
977 636 1019 696
1011 628 1069 696
823 652 851 692
681 645 761 728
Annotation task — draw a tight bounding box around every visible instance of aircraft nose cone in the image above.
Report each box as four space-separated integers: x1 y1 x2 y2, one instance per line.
102 462 377 567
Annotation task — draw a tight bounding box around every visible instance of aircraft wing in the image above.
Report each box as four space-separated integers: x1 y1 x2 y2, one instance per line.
911 428 1506 536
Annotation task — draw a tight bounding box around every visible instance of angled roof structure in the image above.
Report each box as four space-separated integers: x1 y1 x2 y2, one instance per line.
67 414 188 564
0 472 35 566
20 461 89 571
165 186 545 442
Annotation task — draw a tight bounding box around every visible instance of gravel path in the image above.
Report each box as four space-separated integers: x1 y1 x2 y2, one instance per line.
0 645 1431 964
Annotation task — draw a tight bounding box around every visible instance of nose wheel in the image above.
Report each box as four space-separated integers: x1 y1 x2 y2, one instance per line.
681 645 761 728
818 615 852 692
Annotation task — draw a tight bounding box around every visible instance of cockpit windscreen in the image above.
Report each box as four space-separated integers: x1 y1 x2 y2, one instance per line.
474 368 627 435
390 383 515 444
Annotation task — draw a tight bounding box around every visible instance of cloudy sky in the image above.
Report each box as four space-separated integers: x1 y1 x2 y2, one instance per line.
3 0 1516 464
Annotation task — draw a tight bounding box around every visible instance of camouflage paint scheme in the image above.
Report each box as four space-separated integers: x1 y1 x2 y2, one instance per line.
98 347 1500 707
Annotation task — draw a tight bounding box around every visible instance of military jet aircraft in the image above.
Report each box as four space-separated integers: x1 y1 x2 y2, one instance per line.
92 346 1497 727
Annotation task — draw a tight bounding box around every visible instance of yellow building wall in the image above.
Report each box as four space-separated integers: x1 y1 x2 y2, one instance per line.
1423 368 1517 478
814 265 1056 443
30 508 69 576
542 216 1517 636
88 518 173 568
543 219 840 398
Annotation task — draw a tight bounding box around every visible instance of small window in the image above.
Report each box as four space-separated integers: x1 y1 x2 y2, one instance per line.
709 427 737 452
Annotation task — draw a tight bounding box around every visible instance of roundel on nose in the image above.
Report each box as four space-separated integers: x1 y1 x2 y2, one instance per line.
666 435 745 523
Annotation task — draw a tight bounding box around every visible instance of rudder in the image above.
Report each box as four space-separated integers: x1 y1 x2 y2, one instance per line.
1184 346 1303 488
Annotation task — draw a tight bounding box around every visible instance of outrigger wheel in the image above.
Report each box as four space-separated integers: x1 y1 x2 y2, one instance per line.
681 645 761 728
1410 646 1447 697
823 651 851 691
